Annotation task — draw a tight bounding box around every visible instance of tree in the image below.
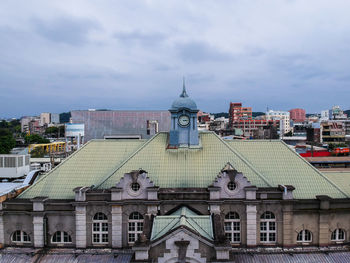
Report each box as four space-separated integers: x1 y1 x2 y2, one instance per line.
25 134 50 144
30 147 46 158
0 129 16 154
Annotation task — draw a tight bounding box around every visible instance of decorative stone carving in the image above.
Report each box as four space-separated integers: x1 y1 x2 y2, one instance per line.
114 170 157 200
210 163 252 199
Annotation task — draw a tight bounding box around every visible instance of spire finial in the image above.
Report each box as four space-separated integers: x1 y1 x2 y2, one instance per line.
180 77 188 98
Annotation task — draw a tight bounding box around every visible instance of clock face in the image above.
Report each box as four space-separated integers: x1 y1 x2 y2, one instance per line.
178 115 190 127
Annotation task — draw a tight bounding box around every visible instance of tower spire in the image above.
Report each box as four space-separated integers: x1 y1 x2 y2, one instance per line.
180 77 188 98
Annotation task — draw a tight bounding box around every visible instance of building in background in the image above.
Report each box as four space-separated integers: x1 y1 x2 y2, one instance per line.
40 113 51 126
289 108 306 122
50 113 60 124
71 110 171 142
320 121 346 144
229 102 252 123
332 105 347 120
20 116 37 133
265 110 291 136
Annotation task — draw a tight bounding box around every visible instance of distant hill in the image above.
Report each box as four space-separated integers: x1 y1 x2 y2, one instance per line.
344 110 350 116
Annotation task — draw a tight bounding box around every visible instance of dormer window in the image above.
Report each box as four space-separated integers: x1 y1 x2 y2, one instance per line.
131 182 140 192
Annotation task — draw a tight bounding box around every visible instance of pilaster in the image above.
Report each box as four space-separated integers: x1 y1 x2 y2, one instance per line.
31 197 47 248
111 205 122 248
75 205 87 248
282 204 293 247
246 204 257 247
317 195 331 246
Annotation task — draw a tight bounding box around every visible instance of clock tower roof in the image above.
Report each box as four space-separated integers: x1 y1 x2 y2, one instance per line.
170 80 197 111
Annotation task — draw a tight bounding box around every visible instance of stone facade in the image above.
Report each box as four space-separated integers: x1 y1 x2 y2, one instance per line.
1 167 350 262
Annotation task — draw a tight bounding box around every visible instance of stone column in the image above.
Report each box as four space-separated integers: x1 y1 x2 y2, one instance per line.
282 204 293 247
33 216 44 247
317 195 331 246
319 212 330 246
0 215 4 246
73 187 90 248
111 205 122 248
246 204 257 247
31 197 47 248
75 205 87 248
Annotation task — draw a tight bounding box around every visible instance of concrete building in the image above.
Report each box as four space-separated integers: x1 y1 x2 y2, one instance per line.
229 102 252 123
289 108 306 122
0 154 30 178
50 113 60 124
40 113 51 126
71 110 171 142
2 88 350 262
320 121 346 144
265 110 291 136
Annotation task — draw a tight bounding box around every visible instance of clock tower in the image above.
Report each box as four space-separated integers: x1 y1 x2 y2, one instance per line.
169 81 199 147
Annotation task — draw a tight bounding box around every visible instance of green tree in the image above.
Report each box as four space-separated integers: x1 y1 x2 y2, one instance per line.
30 147 46 158
0 129 16 154
25 134 50 144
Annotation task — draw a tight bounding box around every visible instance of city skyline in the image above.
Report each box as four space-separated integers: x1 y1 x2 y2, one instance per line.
1 0 350 117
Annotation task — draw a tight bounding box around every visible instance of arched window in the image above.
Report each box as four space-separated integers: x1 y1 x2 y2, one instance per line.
260 211 276 243
297 229 312 243
224 212 240 243
12 230 31 243
92 212 108 244
128 212 144 244
331 229 345 242
52 231 72 243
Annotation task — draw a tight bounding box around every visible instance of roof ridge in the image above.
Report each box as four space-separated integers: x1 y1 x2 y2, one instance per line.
152 217 179 240
212 132 273 187
185 216 213 239
95 133 160 188
279 140 349 198
18 140 94 198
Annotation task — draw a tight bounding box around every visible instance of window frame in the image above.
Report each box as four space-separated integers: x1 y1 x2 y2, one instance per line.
51 231 72 244
11 230 31 243
297 229 312 243
331 228 345 242
92 212 109 245
128 212 144 245
224 212 241 244
260 211 277 243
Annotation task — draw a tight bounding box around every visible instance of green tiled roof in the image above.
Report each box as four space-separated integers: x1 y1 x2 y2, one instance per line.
19 139 146 199
323 172 350 197
151 207 213 241
19 132 348 200
226 140 348 199
97 132 270 189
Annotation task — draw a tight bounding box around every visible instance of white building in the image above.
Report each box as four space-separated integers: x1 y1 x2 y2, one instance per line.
265 110 291 136
40 112 51 126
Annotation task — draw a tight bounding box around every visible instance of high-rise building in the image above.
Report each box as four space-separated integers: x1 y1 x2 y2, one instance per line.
289 108 306 122
229 103 252 124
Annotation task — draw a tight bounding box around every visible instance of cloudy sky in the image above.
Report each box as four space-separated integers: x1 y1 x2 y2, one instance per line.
1 0 350 118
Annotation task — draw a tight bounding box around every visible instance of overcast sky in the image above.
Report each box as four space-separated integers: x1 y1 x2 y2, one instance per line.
1 0 350 118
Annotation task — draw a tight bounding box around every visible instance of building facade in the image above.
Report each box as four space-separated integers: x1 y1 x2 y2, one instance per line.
289 108 306 122
1 88 350 262
265 110 291 136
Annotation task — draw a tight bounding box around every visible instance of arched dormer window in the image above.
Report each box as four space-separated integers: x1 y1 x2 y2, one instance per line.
297 229 312 243
224 212 240 243
52 231 72 243
331 228 346 242
260 211 276 243
128 212 144 245
92 212 108 244
12 230 31 243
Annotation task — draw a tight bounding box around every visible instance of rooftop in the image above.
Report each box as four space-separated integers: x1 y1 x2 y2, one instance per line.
18 132 348 200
